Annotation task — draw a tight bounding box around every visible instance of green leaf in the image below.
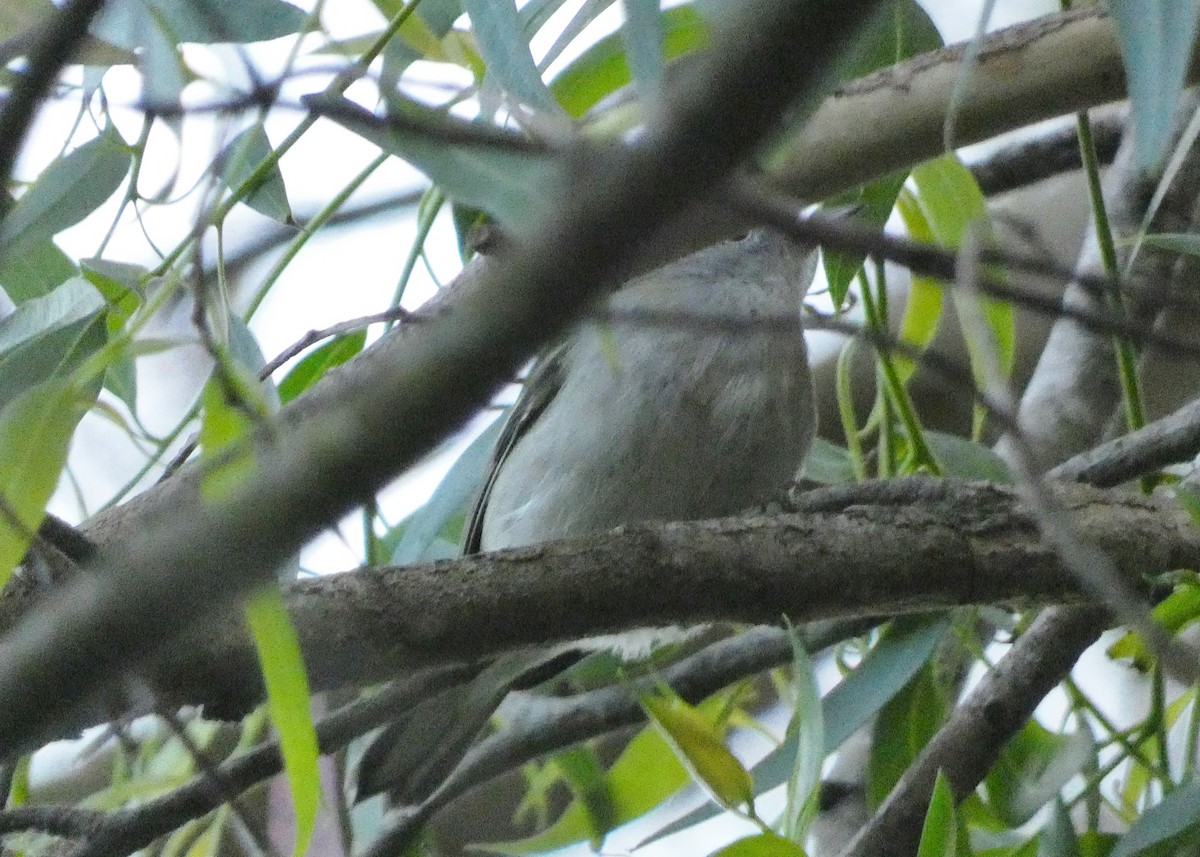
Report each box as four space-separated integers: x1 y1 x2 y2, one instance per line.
1108 1 1200 170
217 123 294 224
823 170 909 308
312 94 557 227
984 721 1092 827
783 624 823 843
548 5 706 118
1108 576 1200 670
840 0 942 80
0 277 107 405
0 234 75 303
0 379 90 589
1039 799 1082 857
917 771 959 857
93 0 309 49
487 695 727 854
1110 781 1200 857
0 276 105 355
198 355 272 499
81 259 147 413
1141 232 1200 257
893 188 946 385
868 660 950 806
801 437 856 485
710 832 807 857
642 690 754 814
909 154 1013 436
0 127 131 267
277 330 366 404
649 617 948 846
547 746 615 848
464 0 561 114
925 431 1012 482
824 616 948 753
243 586 320 857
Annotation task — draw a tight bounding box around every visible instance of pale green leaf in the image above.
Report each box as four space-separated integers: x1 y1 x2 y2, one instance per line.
277 331 366 404
311 94 557 227
1109 1 1200 170
0 379 90 589
93 0 309 49
243 587 320 857
464 0 562 114
217 123 294 224
783 624 823 843
620 0 663 98
0 127 131 266
1110 781 1200 857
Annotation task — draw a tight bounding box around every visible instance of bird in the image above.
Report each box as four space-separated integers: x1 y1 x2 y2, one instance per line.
465 227 818 562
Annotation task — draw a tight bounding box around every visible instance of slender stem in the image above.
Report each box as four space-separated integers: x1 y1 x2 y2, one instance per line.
1076 110 1147 436
244 151 390 319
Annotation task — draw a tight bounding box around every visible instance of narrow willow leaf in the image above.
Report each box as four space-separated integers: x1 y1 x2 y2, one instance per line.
485 695 729 854
277 330 366 404
0 379 89 590
548 5 705 118
1038 798 1082 857
642 691 754 813
243 587 320 857
0 234 75 303
984 721 1093 827
390 412 505 562
909 154 1013 437
620 0 663 98
0 127 131 261
891 190 944 384
93 0 308 49
1108 1 1200 170
463 0 562 114
917 771 958 857
0 276 104 355
1110 781 1200 857
217 123 294 224
312 94 556 227
646 617 947 846
783 624 823 843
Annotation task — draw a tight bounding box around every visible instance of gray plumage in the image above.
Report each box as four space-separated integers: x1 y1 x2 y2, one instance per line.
468 228 817 553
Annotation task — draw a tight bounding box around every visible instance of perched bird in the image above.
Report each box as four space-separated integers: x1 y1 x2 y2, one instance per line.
466 227 818 559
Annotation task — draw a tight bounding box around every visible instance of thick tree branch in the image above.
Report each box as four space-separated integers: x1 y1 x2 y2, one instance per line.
137 479 1200 715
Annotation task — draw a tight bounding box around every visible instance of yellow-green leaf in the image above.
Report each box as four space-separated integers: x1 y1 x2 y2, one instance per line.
198 362 270 498
244 586 320 857
710 831 807 857
642 691 754 813
0 379 88 589
909 154 1014 437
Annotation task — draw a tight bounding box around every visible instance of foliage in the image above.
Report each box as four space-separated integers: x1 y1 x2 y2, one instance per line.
1 1 1200 857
